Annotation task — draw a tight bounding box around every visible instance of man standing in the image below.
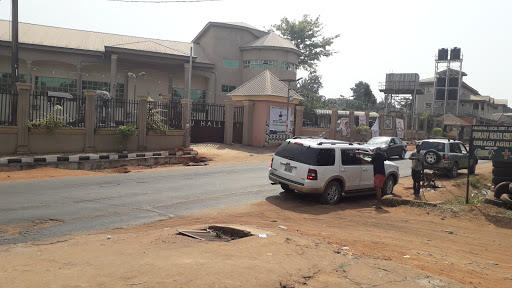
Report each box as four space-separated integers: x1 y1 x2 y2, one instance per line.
409 144 424 195
356 147 387 209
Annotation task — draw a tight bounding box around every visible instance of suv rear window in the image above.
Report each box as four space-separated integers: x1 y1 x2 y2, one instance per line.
420 141 446 152
275 142 335 166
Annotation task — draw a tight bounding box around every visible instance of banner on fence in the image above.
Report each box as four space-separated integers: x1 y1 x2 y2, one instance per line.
269 106 291 132
371 117 379 137
337 118 350 136
396 118 404 138
359 115 366 126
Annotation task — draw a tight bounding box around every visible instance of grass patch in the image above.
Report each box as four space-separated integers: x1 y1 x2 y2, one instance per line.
493 208 512 217
338 263 350 269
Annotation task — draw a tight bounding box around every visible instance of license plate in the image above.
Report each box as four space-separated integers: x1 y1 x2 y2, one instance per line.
284 165 293 173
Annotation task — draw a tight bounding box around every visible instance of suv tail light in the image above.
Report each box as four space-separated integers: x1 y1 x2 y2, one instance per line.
271 157 274 168
307 169 317 180
443 154 449 160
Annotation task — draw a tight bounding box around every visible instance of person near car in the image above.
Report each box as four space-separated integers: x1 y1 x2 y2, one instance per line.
356 147 386 209
409 144 424 195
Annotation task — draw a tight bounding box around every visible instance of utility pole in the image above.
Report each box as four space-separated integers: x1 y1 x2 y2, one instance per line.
11 0 19 87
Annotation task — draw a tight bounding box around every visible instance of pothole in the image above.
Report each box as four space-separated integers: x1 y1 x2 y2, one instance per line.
177 225 252 242
0 219 63 238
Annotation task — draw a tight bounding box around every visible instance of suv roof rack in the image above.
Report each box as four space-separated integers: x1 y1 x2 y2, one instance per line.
292 136 325 139
317 141 353 146
427 137 457 142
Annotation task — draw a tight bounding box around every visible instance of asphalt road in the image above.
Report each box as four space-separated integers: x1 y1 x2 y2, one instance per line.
0 156 414 245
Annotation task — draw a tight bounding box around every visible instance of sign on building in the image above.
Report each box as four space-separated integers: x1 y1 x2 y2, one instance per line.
470 125 512 162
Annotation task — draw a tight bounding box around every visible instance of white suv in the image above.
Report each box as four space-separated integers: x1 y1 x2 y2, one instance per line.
269 138 400 205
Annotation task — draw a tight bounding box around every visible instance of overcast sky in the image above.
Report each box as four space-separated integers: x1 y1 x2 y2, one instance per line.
1 0 511 105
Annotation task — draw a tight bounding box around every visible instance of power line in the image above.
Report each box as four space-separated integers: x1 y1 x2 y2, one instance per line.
107 0 221 3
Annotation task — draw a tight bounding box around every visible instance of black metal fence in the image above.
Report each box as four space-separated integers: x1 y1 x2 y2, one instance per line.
29 92 85 128
191 103 225 121
303 110 331 128
0 89 18 126
147 101 182 131
95 97 138 129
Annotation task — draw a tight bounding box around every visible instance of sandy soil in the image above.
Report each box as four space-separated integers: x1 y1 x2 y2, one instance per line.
1 144 511 288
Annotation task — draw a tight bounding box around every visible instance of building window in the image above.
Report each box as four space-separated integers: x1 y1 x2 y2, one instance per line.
473 103 479 110
243 60 277 69
424 103 432 109
281 61 298 72
172 88 206 103
221 85 236 93
35 76 77 96
82 80 124 99
223 59 238 68
0 72 27 89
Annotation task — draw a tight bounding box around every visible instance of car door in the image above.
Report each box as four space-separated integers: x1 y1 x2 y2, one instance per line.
357 148 374 189
340 149 363 191
449 143 463 168
458 143 469 168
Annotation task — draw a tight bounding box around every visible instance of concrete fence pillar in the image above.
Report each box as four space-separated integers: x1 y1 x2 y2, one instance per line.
15 83 31 154
242 101 254 146
224 100 234 145
294 106 304 137
180 98 191 147
159 94 171 102
330 108 338 140
83 90 97 153
391 113 397 136
137 96 148 151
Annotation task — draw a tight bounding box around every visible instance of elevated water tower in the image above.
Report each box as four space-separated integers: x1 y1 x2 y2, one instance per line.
433 47 463 116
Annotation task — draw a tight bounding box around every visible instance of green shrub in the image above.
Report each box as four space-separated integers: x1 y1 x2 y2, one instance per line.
355 125 370 134
28 105 67 133
431 127 442 137
116 125 136 152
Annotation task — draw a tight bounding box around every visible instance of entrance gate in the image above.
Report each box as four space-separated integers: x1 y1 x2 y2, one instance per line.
190 103 225 143
233 106 244 144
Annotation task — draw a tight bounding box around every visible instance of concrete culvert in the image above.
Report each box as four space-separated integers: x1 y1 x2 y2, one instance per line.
207 225 252 240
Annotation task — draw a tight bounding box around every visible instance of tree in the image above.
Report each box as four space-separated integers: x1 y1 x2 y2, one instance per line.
271 15 340 72
350 81 377 110
296 72 327 113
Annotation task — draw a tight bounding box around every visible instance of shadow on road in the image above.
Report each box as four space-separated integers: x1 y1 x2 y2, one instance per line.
265 190 390 215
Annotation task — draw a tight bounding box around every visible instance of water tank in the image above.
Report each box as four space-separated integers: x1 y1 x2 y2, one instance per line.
435 88 445 100
448 89 458 100
450 47 461 60
449 77 459 87
436 77 446 87
438 48 449 60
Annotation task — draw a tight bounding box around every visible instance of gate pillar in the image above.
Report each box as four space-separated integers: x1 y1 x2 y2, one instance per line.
84 90 97 153
330 108 338 140
181 99 191 147
15 83 31 154
137 96 148 151
294 106 304 137
224 100 234 145
242 101 254 146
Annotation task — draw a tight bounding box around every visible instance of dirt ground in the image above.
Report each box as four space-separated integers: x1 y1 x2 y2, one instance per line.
1 143 511 288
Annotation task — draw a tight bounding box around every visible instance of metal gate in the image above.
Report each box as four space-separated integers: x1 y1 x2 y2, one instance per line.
190 103 225 143
233 106 244 144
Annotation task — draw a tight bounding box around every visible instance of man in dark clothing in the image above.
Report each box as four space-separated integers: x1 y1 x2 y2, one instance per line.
409 144 424 195
356 147 387 209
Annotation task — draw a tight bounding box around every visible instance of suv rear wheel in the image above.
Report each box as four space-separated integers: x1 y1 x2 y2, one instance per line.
320 181 342 205
382 176 395 195
450 162 459 178
424 149 442 165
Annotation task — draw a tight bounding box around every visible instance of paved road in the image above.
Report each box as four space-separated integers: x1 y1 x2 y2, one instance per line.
0 163 279 245
0 156 415 245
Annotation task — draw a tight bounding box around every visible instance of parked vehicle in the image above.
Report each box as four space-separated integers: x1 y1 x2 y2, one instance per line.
363 136 407 159
419 138 477 178
268 138 400 205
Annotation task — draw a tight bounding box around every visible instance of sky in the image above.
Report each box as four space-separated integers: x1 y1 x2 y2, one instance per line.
1 0 511 105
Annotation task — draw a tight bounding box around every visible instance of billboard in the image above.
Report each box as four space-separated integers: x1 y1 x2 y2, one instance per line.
470 125 512 162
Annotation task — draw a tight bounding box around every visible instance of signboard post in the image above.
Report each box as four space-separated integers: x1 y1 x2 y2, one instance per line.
468 125 512 203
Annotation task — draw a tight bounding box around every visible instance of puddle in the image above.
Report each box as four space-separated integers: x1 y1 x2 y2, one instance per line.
177 225 252 242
